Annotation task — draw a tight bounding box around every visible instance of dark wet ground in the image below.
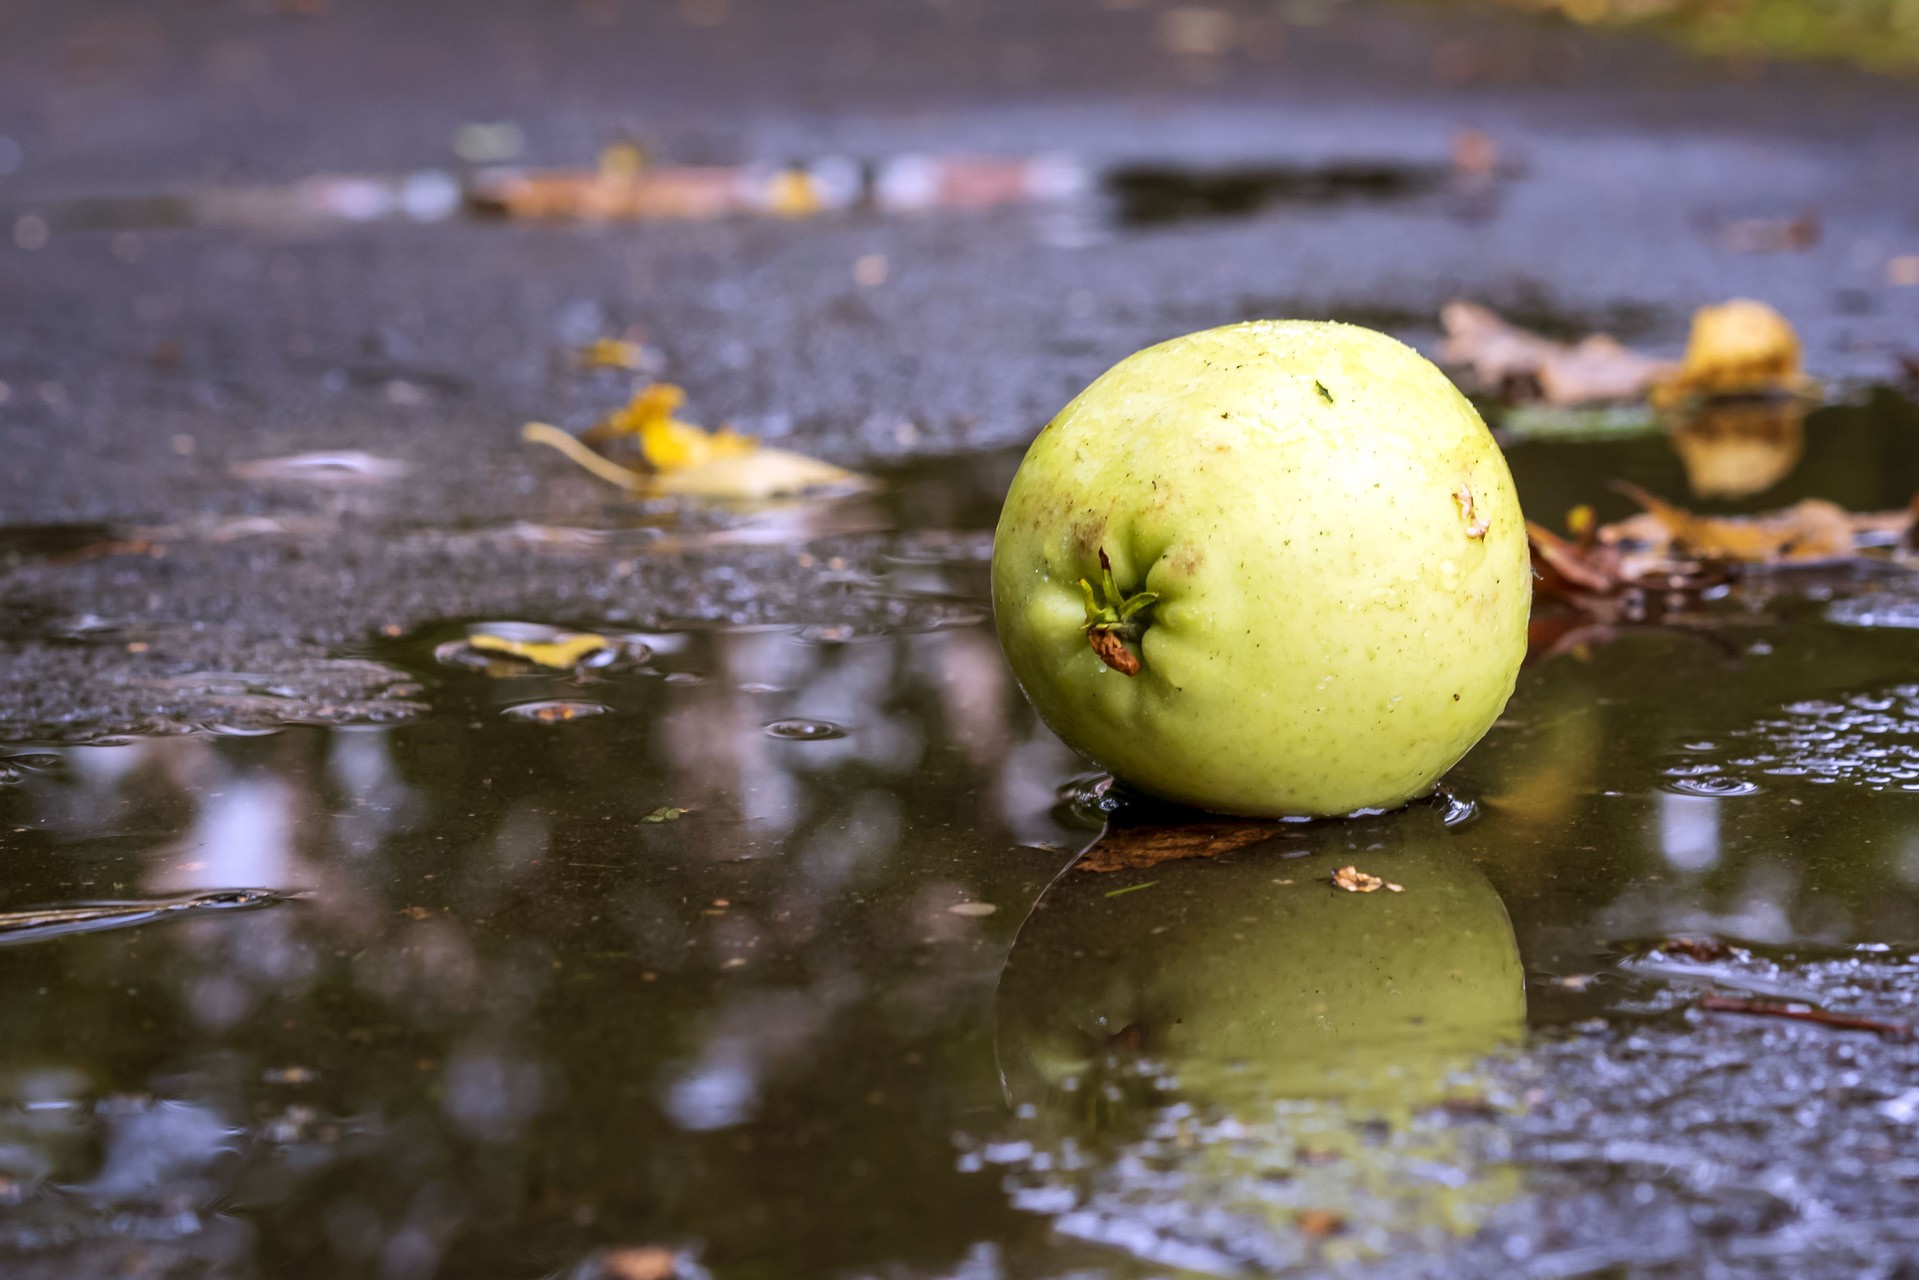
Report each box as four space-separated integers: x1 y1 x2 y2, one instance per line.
8 0 1919 1275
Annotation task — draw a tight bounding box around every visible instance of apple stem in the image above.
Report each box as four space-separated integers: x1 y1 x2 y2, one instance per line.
1079 547 1158 676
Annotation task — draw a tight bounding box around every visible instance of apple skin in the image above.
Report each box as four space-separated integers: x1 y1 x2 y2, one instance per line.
992 320 1531 817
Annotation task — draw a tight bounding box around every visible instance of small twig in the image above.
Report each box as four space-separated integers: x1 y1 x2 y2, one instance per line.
1698 992 1912 1039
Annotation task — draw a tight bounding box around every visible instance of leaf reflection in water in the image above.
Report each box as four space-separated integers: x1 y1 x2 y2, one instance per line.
0 887 286 947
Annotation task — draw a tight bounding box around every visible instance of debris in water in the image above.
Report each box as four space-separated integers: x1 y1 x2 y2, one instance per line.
1604 480 1907 564
764 718 847 741
1697 992 1912 1040
642 806 689 823
1076 819 1281 873
1659 937 1737 963
1527 508 1727 624
501 699 614 723
445 622 637 673
947 902 997 917
1331 865 1401 893
1102 881 1158 898
0 888 284 946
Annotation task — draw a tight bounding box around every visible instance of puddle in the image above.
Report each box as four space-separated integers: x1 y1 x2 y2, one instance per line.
4 153 1457 243
5 389 1919 1276
1105 160 1449 228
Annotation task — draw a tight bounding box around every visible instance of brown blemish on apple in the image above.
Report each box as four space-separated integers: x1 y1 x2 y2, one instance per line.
1169 543 1204 576
1069 513 1107 559
1454 482 1490 540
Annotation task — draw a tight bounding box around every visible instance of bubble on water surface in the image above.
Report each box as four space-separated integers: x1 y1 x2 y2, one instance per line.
1663 775 1762 798
1671 684 1919 792
763 718 847 741
500 700 612 724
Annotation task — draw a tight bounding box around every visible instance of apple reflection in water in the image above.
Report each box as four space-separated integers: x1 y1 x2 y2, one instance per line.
991 809 1528 1259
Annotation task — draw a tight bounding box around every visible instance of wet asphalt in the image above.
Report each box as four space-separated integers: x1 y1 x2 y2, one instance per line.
6 5 1919 1278
4 0 1919 736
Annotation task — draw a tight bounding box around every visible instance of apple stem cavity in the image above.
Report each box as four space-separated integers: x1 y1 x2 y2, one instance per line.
1079 547 1158 676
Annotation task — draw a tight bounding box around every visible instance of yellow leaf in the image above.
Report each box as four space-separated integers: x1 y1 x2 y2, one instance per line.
577 338 646 371
467 629 612 669
597 383 690 441
638 415 757 472
582 384 757 471
764 168 823 218
526 384 869 499
1653 299 1813 407
649 448 869 499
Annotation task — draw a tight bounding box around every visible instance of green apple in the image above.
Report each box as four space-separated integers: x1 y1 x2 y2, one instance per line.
992 320 1531 817
995 832 1526 1116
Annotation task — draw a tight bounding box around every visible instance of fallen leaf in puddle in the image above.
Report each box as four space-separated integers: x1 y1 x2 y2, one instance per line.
1527 509 1730 630
1075 819 1282 872
1651 298 1814 408
642 806 689 823
467 627 612 670
525 384 868 499
1440 300 1673 406
435 623 645 675
1330 865 1401 893
1604 480 1896 564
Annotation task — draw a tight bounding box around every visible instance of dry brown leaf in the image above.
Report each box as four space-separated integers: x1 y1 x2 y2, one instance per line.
1076 820 1283 873
1440 301 1673 406
1607 481 1859 563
